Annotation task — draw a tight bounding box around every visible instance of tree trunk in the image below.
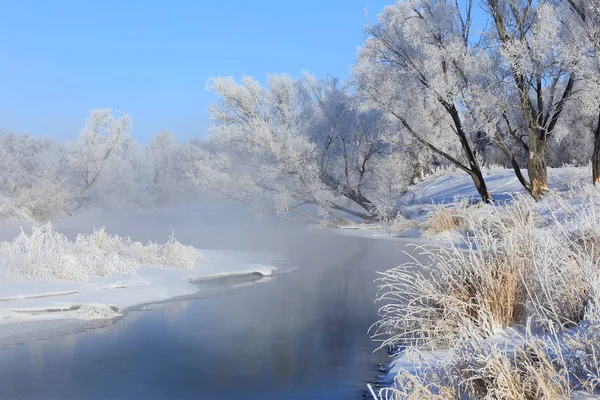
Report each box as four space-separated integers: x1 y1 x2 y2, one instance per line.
528 133 548 200
392 109 492 203
593 112 600 185
319 171 376 216
444 102 493 203
593 147 600 185
493 128 532 195
469 167 492 203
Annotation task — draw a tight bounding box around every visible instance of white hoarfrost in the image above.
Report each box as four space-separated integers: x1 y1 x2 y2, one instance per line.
0 224 279 326
0 224 202 281
371 169 600 398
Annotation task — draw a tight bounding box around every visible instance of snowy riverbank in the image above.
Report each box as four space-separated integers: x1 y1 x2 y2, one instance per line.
368 166 600 398
0 204 293 342
0 249 278 325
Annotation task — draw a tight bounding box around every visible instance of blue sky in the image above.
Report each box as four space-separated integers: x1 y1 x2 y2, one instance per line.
0 0 392 142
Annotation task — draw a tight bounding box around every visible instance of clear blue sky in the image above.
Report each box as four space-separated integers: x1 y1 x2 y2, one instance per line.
0 0 392 142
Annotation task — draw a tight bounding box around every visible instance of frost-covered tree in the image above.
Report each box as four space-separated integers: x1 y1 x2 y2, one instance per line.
0 133 73 220
145 132 204 204
193 75 341 221
304 75 398 216
485 0 575 198
355 0 493 202
0 133 66 192
67 109 131 197
558 0 600 183
193 74 406 221
90 134 151 207
546 87 596 166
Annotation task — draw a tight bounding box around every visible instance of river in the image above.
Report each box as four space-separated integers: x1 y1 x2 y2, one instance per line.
0 208 416 399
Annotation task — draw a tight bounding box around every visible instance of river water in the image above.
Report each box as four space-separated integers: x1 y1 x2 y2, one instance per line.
0 208 416 399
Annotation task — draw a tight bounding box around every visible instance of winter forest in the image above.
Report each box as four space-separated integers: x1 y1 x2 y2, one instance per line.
4 0 599 226
4 0 600 399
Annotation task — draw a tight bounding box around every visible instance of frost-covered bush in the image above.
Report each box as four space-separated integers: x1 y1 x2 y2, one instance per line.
376 330 572 400
376 213 418 235
0 195 34 223
0 224 90 281
0 224 203 282
375 196 599 351
374 318 600 400
0 132 75 221
134 234 205 269
11 171 75 221
374 193 600 397
372 240 527 350
0 133 66 194
422 200 482 239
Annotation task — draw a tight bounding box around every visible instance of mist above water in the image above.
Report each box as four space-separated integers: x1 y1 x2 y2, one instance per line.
0 205 415 399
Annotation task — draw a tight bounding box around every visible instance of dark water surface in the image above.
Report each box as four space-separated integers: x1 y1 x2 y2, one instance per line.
0 208 415 399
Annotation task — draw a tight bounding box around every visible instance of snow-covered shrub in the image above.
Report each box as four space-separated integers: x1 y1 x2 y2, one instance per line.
372 237 528 350
73 227 136 278
0 224 203 282
0 224 93 281
375 368 450 399
481 163 509 174
0 195 34 222
422 164 462 181
486 195 541 233
374 193 600 396
422 207 464 237
376 195 597 350
452 337 571 399
11 171 75 221
376 212 418 234
422 200 481 239
75 304 121 319
135 233 204 270
560 324 600 393
376 327 574 400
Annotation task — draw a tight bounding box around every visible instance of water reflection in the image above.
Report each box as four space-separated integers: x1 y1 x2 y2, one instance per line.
0 230 413 400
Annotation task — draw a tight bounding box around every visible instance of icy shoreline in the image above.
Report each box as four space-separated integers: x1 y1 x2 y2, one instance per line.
0 249 278 327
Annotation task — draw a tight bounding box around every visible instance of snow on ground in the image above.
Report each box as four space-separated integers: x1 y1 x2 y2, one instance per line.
335 166 592 241
402 165 586 206
0 203 291 342
367 166 600 398
0 249 278 325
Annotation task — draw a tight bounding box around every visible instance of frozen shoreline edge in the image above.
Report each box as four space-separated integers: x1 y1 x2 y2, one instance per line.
0 249 282 347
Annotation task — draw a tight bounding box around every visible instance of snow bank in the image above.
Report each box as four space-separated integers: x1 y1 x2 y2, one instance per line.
370 168 600 398
339 166 594 241
0 226 284 326
0 224 203 281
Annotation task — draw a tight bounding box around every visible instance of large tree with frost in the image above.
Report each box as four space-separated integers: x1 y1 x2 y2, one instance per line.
558 0 600 183
485 0 575 199
68 108 131 197
145 132 204 204
303 75 408 217
192 75 405 222
355 0 493 202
